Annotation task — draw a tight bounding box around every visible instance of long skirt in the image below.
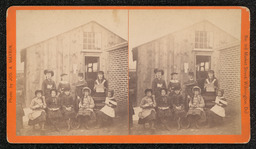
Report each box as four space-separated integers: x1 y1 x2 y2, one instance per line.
173 109 186 120
62 107 76 119
187 109 206 122
157 108 172 119
77 108 96 121
138 110 156 124
28 111 46 126
97 111 113 126
47 109 62 119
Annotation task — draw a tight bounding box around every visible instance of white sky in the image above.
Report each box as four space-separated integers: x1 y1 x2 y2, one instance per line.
16 9 128 70
16 9 241 71
129 9 241 69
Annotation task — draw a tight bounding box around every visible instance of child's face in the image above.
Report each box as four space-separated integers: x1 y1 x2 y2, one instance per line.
217 91 222 97
84 91 89 96
64 91 70 95
51 91 56 97
208 73 213 78
161 90 166 96
36 93 42 98
156 72 162 79
189 75 193 79
107 92 112 97
78 76 83 80
46 73 52 79
173 74 178 80
194 90 199 95
174 90 180 94
98 74 103 79
146 91 152 97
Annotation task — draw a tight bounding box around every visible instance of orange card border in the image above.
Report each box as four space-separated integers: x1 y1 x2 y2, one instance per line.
6 6 250 143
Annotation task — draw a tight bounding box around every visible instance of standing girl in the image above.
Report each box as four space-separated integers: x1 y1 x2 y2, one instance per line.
76 87 96 129
94 71 108 97
187 86 206 128
42 69 56 99
58 73 71 97
168 72 181 96
46 89 62 131
97 90 117 128
204 70 219 108
28 90 46 131
74 73 88 112
152 69 166 99
61 87 76 130
138 89 157 131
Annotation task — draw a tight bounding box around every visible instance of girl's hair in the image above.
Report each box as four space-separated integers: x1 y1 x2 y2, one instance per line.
107 90 114 97
97 71 105 80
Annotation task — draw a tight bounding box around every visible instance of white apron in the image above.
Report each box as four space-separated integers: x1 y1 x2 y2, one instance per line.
210 97 227 117
205 78 216 92
95 80 106 93
100 97 116 118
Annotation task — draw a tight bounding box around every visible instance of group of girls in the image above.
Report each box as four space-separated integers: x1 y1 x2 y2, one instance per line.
138 69 228 131
27 70 117 131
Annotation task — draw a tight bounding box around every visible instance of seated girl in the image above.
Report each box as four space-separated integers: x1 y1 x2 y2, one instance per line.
60 87 76 130
171 86 186 130
97 90 117 128
138 89 157 131
156 88 172 131
76 87 96 129
28 90 46 131
46 89 62 131
187 86 206 129
207 89 227 127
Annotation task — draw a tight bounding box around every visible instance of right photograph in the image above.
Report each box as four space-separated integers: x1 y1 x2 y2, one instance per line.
129 9 242 135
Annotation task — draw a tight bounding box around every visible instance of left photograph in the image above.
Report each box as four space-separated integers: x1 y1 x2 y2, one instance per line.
16 10 128 136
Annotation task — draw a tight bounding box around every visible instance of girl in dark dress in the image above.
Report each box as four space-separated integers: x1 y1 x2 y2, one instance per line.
183 72 198 111
94 71 108 97
46 89 62 131
74 73 88 112
138 89 157 131
152 69 166 99
76 87 96 129
60 87 76 130
28 90 46 131
58 73 71 97
168 72 181 96
171 86 186 130
156 88 172 131
42 70 56 99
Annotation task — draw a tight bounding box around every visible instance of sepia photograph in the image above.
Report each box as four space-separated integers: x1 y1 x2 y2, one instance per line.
129 9 242 135
16 9 129 136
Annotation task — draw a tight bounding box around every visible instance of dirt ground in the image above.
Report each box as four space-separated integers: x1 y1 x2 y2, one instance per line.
18 108 128 136
129 107 241 135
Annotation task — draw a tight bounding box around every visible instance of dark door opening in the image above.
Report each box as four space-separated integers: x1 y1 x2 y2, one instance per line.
85 56 99 91
196 55 211 93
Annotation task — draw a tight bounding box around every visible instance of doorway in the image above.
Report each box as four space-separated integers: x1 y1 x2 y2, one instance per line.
196 55 211 92
85 56 99 90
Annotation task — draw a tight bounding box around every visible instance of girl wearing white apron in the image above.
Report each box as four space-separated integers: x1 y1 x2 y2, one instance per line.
94 71 108 97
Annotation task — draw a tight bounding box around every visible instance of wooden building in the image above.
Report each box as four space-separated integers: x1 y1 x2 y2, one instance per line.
21 21 128 113
132 20 239 105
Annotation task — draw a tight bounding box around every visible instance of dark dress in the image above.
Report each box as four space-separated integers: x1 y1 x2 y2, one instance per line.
152 78 167 98
184 79 198 110
58 81 71 93
42 79 56 98
167 80 181 95
172 93 186 119
46 96 62 119
74 80 88 112
61 94 76 119
156 95 172 119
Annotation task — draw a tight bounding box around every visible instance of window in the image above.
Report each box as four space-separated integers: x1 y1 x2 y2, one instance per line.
195 31 213 49
83 32 101 50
